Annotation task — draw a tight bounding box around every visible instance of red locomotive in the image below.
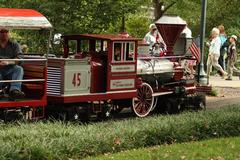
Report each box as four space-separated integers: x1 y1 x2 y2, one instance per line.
0 8 205 121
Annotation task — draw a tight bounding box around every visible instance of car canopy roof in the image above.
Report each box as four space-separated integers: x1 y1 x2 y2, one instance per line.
62 33 141 41
0 8 52 30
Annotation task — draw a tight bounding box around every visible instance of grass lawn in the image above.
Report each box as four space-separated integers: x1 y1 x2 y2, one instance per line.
86 136 240 160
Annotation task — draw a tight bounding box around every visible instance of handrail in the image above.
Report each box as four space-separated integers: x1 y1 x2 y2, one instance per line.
0 59 47 84
138 55 185 60
0 59 47 61
0 79 45 83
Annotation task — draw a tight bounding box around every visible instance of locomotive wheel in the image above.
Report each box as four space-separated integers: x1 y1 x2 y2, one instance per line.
151 97 158 111
132 83 154 117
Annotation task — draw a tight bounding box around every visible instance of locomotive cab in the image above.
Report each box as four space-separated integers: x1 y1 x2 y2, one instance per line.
47 34 141 104
45 34 143 120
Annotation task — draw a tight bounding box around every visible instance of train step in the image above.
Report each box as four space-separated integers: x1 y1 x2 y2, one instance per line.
196 85 212 94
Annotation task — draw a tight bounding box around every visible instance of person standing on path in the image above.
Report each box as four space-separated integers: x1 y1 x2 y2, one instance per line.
226 35 240 80
218 25 228 71
206 27 227 78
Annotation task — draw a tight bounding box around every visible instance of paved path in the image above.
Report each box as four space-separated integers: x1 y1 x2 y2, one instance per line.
208 75 240 88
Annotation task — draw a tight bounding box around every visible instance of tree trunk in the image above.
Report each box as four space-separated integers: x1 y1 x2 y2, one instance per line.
153 0 176 21
153 0 163 21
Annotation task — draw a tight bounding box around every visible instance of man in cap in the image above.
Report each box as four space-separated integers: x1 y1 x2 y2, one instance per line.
144 24 158 48
226 35 240 80
144 24 166 55
0 28 25 99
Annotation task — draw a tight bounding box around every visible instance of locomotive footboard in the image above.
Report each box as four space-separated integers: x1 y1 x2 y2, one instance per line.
0 59 47 121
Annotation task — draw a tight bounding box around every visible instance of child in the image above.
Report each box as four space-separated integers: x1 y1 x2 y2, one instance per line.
226 35 240 80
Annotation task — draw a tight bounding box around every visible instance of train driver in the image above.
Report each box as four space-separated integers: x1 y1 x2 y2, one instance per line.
144 24 166 55
0 27 25 99
114 45 121 61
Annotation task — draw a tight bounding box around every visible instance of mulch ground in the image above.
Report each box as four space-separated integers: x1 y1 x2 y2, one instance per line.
206 87 240 109
213 87 240 98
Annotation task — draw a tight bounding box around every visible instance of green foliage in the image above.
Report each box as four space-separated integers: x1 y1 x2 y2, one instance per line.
1 0 240 37
167 0 240 38
106 12 151 38
0 0 147 33
1 0 240 38
208 87 218 97
167 0 202 37
0 106 240 159
207 0 240 36
1 0 240 54
9 30 50 54
126 13 151 38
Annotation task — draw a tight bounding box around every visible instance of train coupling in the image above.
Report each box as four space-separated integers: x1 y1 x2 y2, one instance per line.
174 86 186 95
174 86 196 95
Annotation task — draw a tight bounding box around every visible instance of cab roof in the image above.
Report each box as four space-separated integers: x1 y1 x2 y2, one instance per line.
0 8 52 30
62 33 142 41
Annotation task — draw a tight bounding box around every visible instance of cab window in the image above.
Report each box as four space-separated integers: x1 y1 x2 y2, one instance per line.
125 42 135 61
113 43 122 62
68 40 77 54
95 40 102 52
80 39 89 52
103 41 108 51
95 40 108 54
112 42 135 62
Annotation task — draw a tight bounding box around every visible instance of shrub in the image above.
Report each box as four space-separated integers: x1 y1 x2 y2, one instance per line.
208 86 218 96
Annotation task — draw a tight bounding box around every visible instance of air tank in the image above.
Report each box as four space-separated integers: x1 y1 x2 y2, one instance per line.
137 58 174 84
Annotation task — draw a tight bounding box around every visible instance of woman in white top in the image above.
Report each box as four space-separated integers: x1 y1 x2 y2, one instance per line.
206 27 227 78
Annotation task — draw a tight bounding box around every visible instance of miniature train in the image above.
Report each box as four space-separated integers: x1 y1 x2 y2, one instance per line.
0 8 205 121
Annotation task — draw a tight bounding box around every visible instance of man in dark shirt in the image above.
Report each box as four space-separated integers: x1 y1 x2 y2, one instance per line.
0 28 25 99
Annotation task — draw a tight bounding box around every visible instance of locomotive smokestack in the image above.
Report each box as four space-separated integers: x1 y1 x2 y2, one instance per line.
118 16 130 38
155 15 186 55
120 16 125 33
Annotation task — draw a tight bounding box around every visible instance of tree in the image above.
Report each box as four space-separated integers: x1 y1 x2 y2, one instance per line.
1 0 239 42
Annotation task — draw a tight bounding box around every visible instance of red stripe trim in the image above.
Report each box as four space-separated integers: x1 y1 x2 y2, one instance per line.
48 91 137 103
0 8 43 17
0 100 46 107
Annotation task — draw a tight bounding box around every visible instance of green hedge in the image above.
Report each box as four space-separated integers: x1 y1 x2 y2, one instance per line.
0 106 240 160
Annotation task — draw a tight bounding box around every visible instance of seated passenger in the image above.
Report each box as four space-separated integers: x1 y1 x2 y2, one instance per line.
21 44 29 54
0 28 25 99
114 46 121 61
126 52 134 60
